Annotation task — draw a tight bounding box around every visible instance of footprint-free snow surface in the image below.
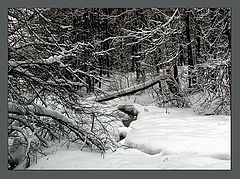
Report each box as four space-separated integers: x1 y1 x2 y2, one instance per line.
29 105 230 170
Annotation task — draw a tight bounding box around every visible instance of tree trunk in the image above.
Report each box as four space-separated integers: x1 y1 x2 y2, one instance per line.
179 45 184 66
136 60 140 80
173 64 179 84
102 8 110 77
196 24 201 63
98 57 102 88
131 45 137 72
185 10 194 88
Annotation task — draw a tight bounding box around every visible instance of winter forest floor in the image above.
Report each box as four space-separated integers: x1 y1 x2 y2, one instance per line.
28 92 231 170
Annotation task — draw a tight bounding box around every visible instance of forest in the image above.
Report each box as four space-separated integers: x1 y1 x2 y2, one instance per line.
8 8 231 169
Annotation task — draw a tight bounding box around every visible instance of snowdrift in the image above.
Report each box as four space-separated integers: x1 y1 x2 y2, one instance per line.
125 105 230 160
29 104 230 170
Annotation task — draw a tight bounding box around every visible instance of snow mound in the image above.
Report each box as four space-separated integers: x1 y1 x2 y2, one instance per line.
124 106 231 159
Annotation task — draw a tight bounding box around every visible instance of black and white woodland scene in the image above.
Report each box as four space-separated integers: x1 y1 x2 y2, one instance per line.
8 8 231 170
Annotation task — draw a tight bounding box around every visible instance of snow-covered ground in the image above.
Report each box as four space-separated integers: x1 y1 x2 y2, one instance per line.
29 95 230 170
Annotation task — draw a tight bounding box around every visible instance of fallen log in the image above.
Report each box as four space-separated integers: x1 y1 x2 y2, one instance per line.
94 75 165 102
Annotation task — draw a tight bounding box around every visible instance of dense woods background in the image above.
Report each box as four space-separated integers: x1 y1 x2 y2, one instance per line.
8 8 231 169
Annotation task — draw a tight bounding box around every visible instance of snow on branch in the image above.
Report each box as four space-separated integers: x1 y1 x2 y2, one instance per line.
10 66 85 89
34 8 52 23
9 103 77 126
94 48 116 56
161 8 179 28
9 115 48 147
9 53 74 67
8 103 106 151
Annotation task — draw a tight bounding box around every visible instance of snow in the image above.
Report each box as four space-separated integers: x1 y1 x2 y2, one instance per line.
29 147 229 170
125 105 230 159
9 102 78 126
60 25 73 29
28 102 230 170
